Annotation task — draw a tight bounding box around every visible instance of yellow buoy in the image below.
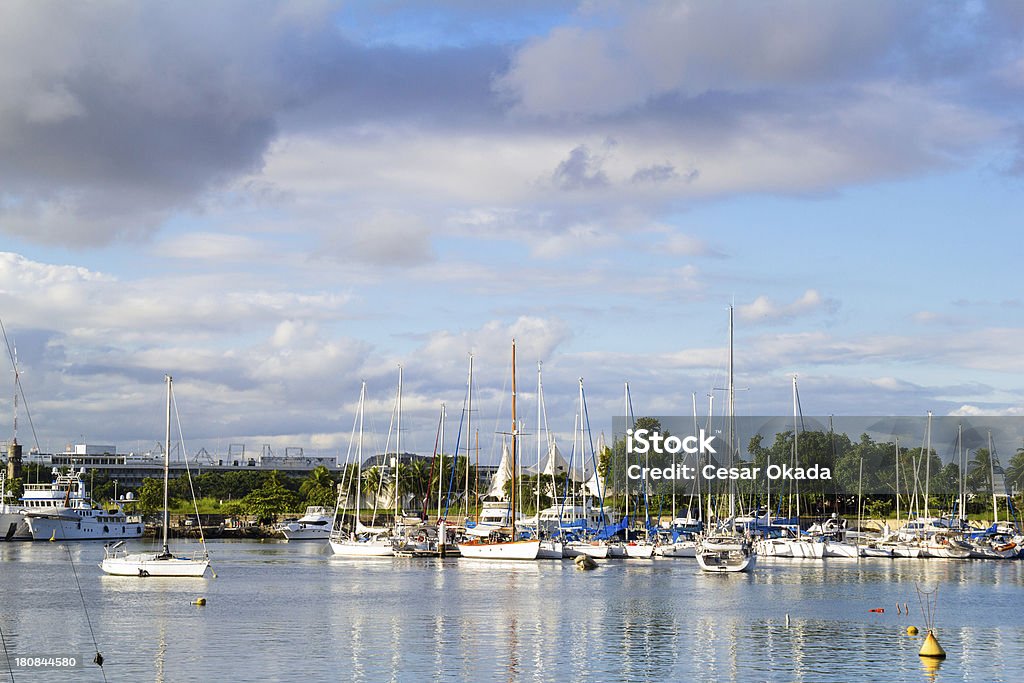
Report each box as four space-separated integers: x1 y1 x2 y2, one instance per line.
192 597 207 606
907 625 919 636
49 530 56 542
918 630 946 658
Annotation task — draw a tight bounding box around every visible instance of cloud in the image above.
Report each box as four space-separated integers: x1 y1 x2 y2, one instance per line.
551 145 609 190
317 210 436 267
0 1 509 247
737 290 836 322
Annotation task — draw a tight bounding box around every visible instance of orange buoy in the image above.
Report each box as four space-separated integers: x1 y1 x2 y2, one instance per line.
869 608 885 613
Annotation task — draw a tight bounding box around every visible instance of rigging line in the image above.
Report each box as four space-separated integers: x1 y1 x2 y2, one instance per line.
0 621 15 683
0 319 41 454
580 382 607 531
443 379 470 519
62 545 108 683
170 386 216 577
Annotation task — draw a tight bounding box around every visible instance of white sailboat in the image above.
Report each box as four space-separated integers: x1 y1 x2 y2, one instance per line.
458 339 540 560
100 375 210 577
696 306 756 573
330 381 395 557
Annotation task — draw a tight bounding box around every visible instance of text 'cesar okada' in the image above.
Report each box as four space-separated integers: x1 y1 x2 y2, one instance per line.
625 428 832 482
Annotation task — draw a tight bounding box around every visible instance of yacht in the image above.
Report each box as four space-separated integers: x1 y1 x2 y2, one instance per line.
22 468 143 541
276 506 332 541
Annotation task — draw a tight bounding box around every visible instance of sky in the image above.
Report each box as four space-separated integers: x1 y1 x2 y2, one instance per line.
1 0 1023 465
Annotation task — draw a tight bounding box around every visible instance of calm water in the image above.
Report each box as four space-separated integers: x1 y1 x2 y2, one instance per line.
1 540 1022 682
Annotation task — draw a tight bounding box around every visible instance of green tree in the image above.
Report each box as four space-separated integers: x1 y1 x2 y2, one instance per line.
967 447 994 495
242 475 299 524
1006 448 1024 494
137 478 175 513
299 466 336 507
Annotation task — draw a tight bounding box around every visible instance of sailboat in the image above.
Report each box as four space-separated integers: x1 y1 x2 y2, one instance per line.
696 306 756 573
329 381 395 557
457 339 540 560
100 375 210 577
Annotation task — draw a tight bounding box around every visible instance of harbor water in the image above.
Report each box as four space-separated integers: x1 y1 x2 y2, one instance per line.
1 540 1022 682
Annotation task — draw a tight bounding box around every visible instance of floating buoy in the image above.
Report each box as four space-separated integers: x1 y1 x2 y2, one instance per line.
919 630 946 658
49 530 56 542
191 597 207 606
907 625 919 636
869 608 885 613
785 614 790 628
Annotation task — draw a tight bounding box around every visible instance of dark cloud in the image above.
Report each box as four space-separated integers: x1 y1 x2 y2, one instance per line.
551 145 608 190
631 163 679 184
0 1 510 247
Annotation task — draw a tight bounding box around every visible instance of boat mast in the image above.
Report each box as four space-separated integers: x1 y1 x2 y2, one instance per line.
924 411 932 518
396 366 402 522
624 381 630 527
510 339 517 538
727 305 736 526
355 381 365 537
466 355 472 523
437 403 445 520
895 436 900 523
537 362 542 530
163 375 172 555
989 430 998 526
792 375 799 522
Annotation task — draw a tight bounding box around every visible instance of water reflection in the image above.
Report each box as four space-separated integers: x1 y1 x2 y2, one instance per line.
2 541 1023 681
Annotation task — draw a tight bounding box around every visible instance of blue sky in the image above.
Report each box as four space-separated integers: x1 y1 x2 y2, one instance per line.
1 1 1022 463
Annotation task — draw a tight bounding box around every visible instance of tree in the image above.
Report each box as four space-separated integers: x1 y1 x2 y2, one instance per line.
1006 448 1024 495
299 466 336 507
242 476 299 524
137 478 173 514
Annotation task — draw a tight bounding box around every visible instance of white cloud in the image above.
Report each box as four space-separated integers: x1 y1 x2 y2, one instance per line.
737 290 835 322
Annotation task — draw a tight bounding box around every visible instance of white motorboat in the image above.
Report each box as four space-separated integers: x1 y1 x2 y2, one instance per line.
23 468 143 541
277 506 333 541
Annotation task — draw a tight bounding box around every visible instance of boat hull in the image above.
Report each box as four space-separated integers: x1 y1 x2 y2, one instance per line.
0 512 28 540
329 539 395 557
537 540 563 559
26 514 144 541
280 527 332 541
456 540 540 560
100 552 209 577
654 541 696 558
562 542 609 559
624 543 654 559
697 536 757 572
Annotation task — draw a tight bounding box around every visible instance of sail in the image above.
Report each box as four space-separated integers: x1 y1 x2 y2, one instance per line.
584 432 605 497
531 441 585 481
484 440 514 500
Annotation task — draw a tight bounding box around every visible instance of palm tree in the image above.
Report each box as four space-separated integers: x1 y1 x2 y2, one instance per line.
361 466 384 506
1006 448 1024 495
967 448 994 495
299 465 335 507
